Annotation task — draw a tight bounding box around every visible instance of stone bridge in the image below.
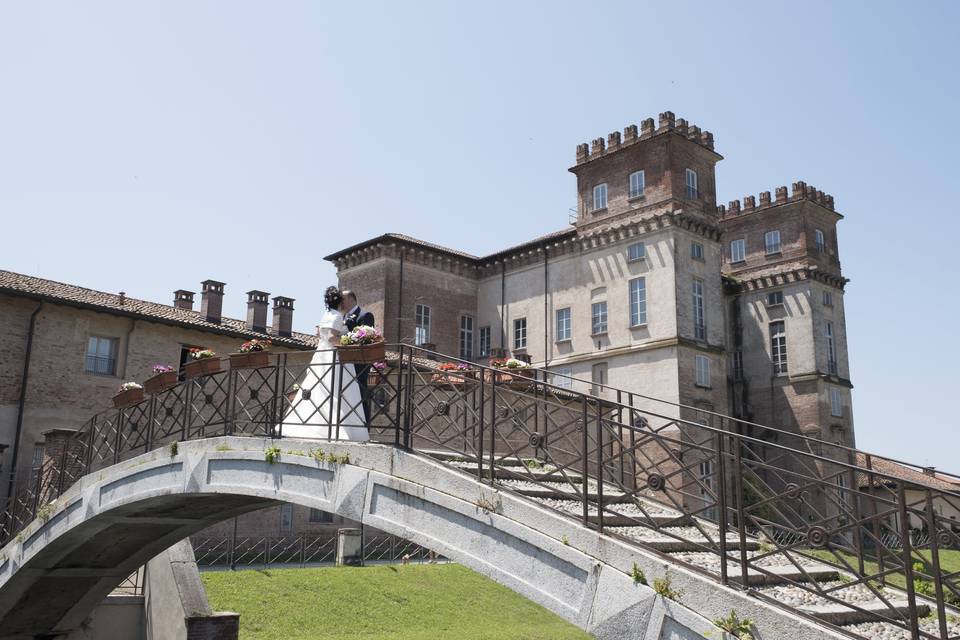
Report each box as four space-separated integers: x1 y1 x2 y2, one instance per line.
0 436 838 640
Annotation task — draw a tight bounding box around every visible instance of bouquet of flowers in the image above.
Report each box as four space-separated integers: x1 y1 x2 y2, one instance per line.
239 339 271 353
490 357 530 370
152 364 174 374
118 381 143 392
190 348 217 360
371 361 387 372
438 362 471 372
340 326 384 346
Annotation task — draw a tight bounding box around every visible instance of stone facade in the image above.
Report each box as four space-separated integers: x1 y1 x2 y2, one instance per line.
325 111 854 445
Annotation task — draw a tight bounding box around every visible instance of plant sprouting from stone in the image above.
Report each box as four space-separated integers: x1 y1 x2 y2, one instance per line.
169 441 178 456
631 562 647 585
714 610 754 639
309 448 350 465
561 535 570 546
475 493 502 514
652 573 682 601
264 446 282 464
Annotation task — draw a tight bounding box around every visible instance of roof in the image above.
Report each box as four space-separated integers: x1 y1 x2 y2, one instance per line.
0 270 318 349
855 453 960 494
323 228 576 264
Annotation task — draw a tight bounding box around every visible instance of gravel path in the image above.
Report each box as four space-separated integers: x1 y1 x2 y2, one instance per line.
843 617 960 640
671 550 836 572
757 580 898 608
533 496 679 518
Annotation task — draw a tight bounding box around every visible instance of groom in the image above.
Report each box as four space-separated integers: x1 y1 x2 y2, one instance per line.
342 290 375 425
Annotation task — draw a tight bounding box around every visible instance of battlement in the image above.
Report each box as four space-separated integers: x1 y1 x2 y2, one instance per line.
574 111 715 165
716 181 836 218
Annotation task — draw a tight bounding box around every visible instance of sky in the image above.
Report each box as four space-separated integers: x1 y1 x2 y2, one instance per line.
1 1 958 470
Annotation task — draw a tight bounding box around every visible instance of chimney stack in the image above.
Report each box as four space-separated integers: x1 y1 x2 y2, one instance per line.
272 296 295 337
173 290 195 310
246 290 270 333
200 280 225 324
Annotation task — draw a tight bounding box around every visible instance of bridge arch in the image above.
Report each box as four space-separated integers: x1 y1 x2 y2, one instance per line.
0 437 771 640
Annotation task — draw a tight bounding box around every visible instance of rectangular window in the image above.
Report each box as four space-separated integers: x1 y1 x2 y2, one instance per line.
31 443 45 470
826 322 837 375
513 317 527 350
629 277 647 326
765 230 781 254
280 503 293 532
822 291 834 307
552 367 573 390
830 387 843 417
591 302 608 335
685 168 699 199
479 326 491 358
766 290 784 306
629 170 645 198
815 228 826 253
309 508 334 523
414 304 431 346
695 354 711 387
627 242 645 262
692 279 706 340
699 458 716 519
691 242 704 261
591 362 608 395
592 183 607 210
732 350 744 381
85 336 118 376
770 321 788 375
555 308 571 341
459 315 474 360
730 238 746 263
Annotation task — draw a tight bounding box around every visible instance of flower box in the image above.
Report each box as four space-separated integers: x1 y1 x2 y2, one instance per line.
485 368 536 390
229 351 270 369
144 371 178 394
184 358 222 379
431 370 479 388
337 341 386 364
113 387 144 408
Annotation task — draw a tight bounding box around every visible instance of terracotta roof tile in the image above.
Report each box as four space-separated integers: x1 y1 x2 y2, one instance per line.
855 452 960 494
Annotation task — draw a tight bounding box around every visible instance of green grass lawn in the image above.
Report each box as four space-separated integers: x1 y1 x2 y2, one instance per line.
806 547 960 594
201 564 593 640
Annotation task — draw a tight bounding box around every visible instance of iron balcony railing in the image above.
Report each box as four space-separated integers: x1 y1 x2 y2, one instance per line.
2 345 958 640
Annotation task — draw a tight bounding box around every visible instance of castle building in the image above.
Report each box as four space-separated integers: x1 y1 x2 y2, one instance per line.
326 111 855 447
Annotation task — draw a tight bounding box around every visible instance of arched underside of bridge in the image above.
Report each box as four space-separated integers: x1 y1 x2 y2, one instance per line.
0 438 841 640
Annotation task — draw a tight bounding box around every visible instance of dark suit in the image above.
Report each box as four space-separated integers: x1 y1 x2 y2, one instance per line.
344 306 375 424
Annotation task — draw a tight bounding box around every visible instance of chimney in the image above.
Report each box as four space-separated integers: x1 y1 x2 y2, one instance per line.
272 296 295 337
173 290 195 310
923 466 936 477
246 290 270 333
200 280 225 324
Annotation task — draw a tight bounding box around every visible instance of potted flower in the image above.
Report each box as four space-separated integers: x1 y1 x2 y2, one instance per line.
488 358 536 389
183 348 220 379
337 326 385 363
368 361 387 387
144 364 177 393
431 362 477 388
113 382 144 408
230 339 272 369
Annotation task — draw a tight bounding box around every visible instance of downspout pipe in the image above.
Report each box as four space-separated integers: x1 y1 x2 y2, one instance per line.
543 247 549 369
396 249 405 344
500 262 506 351
6 302 42 501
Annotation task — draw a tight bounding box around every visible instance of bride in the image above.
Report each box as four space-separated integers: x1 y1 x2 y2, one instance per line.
280 286 369 441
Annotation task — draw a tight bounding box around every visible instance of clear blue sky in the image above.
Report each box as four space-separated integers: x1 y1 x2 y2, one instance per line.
2 2 957 470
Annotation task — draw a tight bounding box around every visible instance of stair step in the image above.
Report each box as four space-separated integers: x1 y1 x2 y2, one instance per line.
609 526 760 553
450 463 584 483
512 486 632 503
802 600 929 626
731 564 840 587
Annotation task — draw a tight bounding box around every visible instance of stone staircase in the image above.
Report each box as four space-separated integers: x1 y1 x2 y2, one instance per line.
425 450 957 640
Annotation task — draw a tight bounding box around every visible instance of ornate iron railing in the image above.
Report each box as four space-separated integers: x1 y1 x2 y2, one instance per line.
2 345 958 639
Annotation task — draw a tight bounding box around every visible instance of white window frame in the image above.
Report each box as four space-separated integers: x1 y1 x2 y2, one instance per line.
459 315 474 360
695 354 711 388
691 241 704 261
414 304 431 346
830 387 843 417
629 170 645 198
730 238 746 263
85 335 118 376
591 301 608 335
478 326 491 358
815 228 826 253
280 503 293 533
552 367 573 390
692 278 706 341
592 183 608 211
766 290 784 307
627 242 646 262
629 277 647 326
513 317 527 350
685 168 698 199
555 307 572 342
764 230 782 255
770 321 788 375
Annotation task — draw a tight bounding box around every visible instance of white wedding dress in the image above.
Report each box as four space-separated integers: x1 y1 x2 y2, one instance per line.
280 309 369 441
